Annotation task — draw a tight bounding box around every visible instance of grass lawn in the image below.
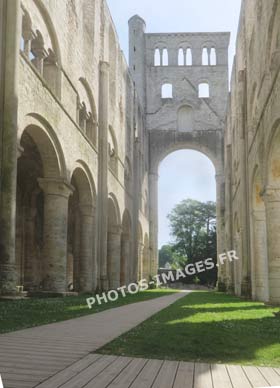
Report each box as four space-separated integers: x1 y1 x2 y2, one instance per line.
0 288 177 334
98 291 280 367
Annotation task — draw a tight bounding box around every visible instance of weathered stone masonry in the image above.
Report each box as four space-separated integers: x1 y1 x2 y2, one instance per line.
0 0 280 305
223 0 280 304
0 0 151 294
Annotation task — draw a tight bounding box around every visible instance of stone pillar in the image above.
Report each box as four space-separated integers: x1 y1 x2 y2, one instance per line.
264 186 280 304
168 48 178 66
73 208 81 290
23 205 37 289
234 231 242 296
149 171 159 277
216 173 227 290
38 178 73 293
97 61 109 290
138 242 144 280
107 226 121 289
0 0 21 295
251 209 269 302
120 235 130 286
192 47 202 66
79 205 95 292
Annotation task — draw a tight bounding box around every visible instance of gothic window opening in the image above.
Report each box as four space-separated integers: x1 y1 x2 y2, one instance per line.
210 48 217 65
199 82 210 98
178 48 184 66
162 48 168 66
154 48 160 66
202 47 208 66
161 83 173 99
186 48 192 66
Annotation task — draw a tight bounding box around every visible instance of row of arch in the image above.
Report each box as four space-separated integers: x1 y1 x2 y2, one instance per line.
20 6 99 149
161 82 210 99
154 47 217 66
20 16 120 179
16 116 147 293
232 121 280 303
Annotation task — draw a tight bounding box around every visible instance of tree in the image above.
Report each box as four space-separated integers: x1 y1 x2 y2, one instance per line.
167 199 217 284
158 244 173 268
158 245 188 270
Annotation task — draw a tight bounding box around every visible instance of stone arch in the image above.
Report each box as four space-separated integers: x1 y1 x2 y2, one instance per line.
67 164 96 292
107 193 121 289
77 78 98 146
34 0 62 66
148 131 224 289
22 0 62 96
264 120 280 303
16 117 67 292
120 210 132 285
152 140 221 175
21 113 67 178
250 166 269 301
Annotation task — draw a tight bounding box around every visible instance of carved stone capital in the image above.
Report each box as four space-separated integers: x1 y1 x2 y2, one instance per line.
108 225 122 235
262 186 280 203
100 61 110 74
38 178 74 199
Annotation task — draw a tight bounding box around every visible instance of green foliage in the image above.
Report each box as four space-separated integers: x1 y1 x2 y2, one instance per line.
167 199 217 284
158 244 188 270
158 244 174 268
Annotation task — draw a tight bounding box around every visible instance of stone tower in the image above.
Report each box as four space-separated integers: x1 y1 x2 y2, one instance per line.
129 16 230 284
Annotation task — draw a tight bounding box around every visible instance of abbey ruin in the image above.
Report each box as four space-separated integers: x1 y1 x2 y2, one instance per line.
0 0 279 304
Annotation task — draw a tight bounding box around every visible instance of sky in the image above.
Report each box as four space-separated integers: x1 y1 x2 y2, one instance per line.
107 0 241 247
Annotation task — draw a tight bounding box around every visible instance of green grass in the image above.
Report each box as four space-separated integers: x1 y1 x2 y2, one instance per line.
98 291 280 367
0 289 177 334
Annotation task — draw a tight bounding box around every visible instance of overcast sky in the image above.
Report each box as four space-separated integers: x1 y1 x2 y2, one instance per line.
107 0 241 247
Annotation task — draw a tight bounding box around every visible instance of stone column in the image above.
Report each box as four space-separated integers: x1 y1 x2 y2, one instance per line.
120 235 130 286
138 242 144 280
79 205 95 292
149 171 159 277
192 47 202 66
23 205 37 289
216 173 227 290
107 226 121 289
251 209 269 302
168 48 178 66
234 231 242 296
0 0 21 295
97 61 109 290
264 186 280 304
38 178 73 293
